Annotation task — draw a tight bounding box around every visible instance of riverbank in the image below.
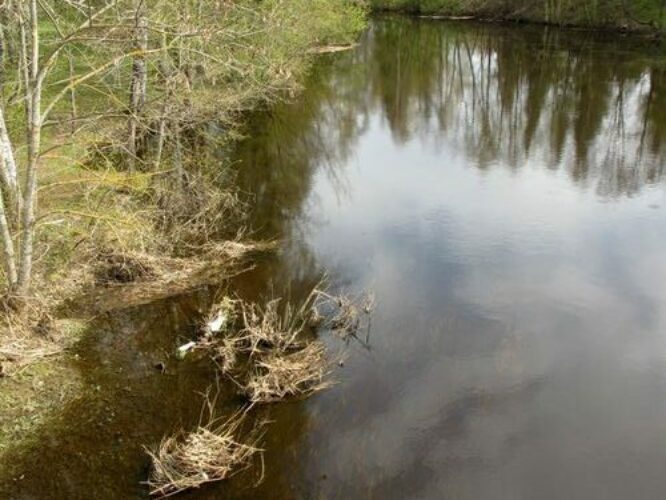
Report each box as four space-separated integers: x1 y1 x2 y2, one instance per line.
369 0 666 33
0 0 366 463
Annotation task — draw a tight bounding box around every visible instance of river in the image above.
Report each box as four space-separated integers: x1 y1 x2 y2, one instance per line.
3 16 666 500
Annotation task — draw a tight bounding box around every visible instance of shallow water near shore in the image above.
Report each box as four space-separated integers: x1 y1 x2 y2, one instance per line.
3 16 666 499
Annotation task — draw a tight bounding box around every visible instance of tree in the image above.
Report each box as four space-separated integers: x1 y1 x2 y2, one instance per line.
0 0 144 298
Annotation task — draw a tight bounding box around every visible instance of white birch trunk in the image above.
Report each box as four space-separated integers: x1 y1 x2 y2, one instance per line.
0 185 17 287
0 104 18 190
16 0 41 294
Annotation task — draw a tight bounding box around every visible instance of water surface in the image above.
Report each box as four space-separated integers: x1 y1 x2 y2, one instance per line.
223 17 666 500
4 16 666 500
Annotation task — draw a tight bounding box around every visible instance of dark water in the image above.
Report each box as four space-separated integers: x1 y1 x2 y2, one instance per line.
4 16 666 499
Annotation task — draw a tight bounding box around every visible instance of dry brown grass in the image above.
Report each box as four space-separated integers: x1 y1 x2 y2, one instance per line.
143 286 374 495
236 296 312 355
80 241 275 313
195 286 374 404
201 289 319 374
93 250 160 285
243 341 332 404
193 288 335 403
0 295 88 376
0 336 63 377
152 173 248 256
145 409 263 498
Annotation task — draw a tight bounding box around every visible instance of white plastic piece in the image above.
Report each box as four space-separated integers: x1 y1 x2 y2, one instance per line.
207 313 227 334
176 341 197 359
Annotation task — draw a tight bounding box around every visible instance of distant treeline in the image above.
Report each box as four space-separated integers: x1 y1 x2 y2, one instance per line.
369 0 666 32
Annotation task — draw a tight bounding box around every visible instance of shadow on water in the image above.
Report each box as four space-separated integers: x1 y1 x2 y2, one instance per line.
3 15 666 499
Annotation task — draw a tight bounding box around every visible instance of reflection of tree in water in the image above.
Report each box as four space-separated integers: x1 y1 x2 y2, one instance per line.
234 17 666 200
359 18 666 197
232 54 369 241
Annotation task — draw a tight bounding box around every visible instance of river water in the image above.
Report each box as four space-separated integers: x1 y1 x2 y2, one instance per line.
4 16 666 500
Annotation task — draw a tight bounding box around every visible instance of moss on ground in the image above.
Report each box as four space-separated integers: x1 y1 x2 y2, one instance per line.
0 358 81 455
0 319 89 456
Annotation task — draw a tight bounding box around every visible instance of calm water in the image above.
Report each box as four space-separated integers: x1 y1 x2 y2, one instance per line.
4 16 666 499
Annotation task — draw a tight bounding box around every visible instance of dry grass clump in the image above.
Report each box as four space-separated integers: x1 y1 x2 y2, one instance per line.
94 250 159 285
145 286 374 495
204 291 318 375
0 297 87 376
196 288 336 403
237 297 311 355
79 241 275 313
146 411 262 498
244 341 332 404
0 336 64 377
152 173 247 256
199 287 375 403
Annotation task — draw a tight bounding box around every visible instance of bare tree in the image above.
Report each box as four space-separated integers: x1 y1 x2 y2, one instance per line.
128 0 148 170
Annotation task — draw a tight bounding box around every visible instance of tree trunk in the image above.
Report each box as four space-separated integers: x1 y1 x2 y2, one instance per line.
128 0 148 171
154 32 170 171
0 105 17 191
15 0 41 295
68 50 77 135
0 104 19 227
0 181 17 288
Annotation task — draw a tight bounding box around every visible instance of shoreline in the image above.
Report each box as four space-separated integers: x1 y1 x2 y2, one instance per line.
372 7 665 37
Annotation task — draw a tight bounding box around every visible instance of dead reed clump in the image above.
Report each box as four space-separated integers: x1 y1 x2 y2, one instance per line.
244 341 332 404
203 297 311 375
213 336 243 374
145 412 262 497
237 297 311 355
198 286 371 403
152 173 247 256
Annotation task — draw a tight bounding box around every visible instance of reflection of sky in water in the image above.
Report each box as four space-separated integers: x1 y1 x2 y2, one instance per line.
298 92 666 498
219 19 666 500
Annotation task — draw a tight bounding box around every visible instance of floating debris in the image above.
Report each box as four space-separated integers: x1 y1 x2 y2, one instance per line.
307 43 358 54
207 314 226 334
203 298 237 338
176 341 197 359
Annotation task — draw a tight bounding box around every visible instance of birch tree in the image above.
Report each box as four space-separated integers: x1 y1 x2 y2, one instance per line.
0 0 150 297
